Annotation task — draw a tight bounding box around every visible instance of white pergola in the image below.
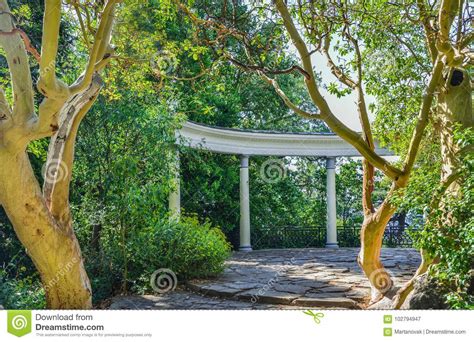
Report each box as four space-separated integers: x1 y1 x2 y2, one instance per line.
170 121 393 251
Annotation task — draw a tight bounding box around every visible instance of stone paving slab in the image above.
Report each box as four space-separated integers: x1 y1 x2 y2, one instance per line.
109 248 420 310
186 248 420 309
293 297 358 309
108 291 345 310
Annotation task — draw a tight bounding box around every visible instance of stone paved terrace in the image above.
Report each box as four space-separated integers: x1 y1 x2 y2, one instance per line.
110 248 420 310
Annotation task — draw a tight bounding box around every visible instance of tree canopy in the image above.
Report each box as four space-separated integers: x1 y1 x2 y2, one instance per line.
0 0 472 309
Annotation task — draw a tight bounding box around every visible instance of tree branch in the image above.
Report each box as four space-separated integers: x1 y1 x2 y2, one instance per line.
73 3 91 51
5 28 41 62
403 58 444 173
460 32 473 49
321 35 357 89
69 0 118 95
0 3 34 126
43 74 103 228
429 171 461 212
437 0 462 66
344 25 376 213
227 55 310 80
258 71 320 120
404 1 464 172
34 0 117 139
38 0 67 99
274 0 402 180
417 0 438 63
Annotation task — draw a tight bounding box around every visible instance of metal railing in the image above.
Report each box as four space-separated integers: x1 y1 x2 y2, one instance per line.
251 222 416 249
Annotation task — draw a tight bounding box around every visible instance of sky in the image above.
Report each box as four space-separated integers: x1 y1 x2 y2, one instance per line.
309 53 400 162
310 52 375 132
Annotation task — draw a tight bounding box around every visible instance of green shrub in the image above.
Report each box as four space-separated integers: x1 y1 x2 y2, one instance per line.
79 213 232 298
0 269 45 309
127 215 231 292
416 127 474 309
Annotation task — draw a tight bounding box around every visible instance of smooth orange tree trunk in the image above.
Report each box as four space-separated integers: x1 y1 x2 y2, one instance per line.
0 0 118 308
0 151 92 309
358 182 403 302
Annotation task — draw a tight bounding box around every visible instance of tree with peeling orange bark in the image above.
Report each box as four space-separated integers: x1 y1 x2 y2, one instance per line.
0 0 119 309
175 0 473 307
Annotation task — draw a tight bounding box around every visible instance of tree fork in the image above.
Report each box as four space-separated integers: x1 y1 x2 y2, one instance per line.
0 0 117 309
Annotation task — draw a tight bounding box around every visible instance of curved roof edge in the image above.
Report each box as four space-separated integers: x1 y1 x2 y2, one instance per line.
177 121 393 157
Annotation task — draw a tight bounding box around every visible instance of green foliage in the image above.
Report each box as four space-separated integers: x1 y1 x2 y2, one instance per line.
78 212 231 301
67 88 233 302
393 126 474 308
131 216 231 283
0 208 43 309
2 0 459 310
180 150 240 235
337 160 364 225
250 157 325 229
0 269 45 310
418 127 474 309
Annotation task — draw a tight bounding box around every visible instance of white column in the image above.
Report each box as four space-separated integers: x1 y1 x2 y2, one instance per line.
239 155 252 251
168 149 181 218
326 157 338 248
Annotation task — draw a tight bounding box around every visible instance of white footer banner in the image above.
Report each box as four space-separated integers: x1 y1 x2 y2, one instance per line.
0 310 472 341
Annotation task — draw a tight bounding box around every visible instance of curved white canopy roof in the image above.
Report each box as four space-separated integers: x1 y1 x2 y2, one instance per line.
177 121 393 157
